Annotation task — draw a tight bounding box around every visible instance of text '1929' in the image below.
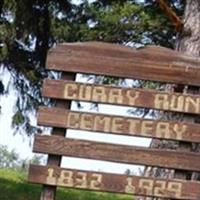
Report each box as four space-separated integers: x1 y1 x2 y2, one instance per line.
46 168 183 198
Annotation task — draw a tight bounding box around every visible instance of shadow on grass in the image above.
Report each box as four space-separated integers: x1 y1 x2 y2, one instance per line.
0 177 41 200
0 177 132 200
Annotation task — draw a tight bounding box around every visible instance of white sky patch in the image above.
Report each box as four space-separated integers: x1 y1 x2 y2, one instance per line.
72 0 96 5
0 68 34 159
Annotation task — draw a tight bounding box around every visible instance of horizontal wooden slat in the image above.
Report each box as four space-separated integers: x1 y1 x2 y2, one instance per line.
28 165 200 199
46 42 200 86
34 135 200 172
42 79 200 115
38 107 200 143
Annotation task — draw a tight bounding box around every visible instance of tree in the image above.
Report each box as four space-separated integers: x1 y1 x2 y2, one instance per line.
0 0 176 136
0 145 19 168
0 145 43 171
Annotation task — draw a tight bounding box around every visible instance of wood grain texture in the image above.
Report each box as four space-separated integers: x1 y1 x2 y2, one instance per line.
42 79 200 115
38 106 200 143
28 165 200 200
40 73 76 200
46 42 200 86
34 135 200 172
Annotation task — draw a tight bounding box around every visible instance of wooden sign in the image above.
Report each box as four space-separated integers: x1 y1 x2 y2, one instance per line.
38 106 200 143
47 42 200 86
28 42 200 200
33 135 200 172
43 79 200 115
29 165 200 200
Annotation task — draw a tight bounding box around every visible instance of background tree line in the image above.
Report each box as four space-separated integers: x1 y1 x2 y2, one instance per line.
0 144 43 171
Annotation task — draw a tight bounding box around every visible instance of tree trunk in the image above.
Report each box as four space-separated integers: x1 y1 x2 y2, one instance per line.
178 0 200 55
173 0 200 182
139 1 200 200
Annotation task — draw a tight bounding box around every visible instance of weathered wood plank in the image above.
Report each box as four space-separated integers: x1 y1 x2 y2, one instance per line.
38 106 200 143
34 135 200 172
46 42 200 86
42 79 200 115
28 165 200 200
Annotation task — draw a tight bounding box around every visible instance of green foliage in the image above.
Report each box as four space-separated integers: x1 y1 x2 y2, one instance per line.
0 145 43 171
12 111 25 127
0 169 133 200
80 2 164 43
0 145 19 168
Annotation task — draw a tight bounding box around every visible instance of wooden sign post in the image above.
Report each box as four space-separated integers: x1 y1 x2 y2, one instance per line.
28 42 200 200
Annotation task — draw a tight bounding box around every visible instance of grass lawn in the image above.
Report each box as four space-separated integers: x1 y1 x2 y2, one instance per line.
0 168 133 200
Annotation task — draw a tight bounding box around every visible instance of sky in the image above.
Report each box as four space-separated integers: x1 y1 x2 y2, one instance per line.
0 68 34 158
0 69 151 174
